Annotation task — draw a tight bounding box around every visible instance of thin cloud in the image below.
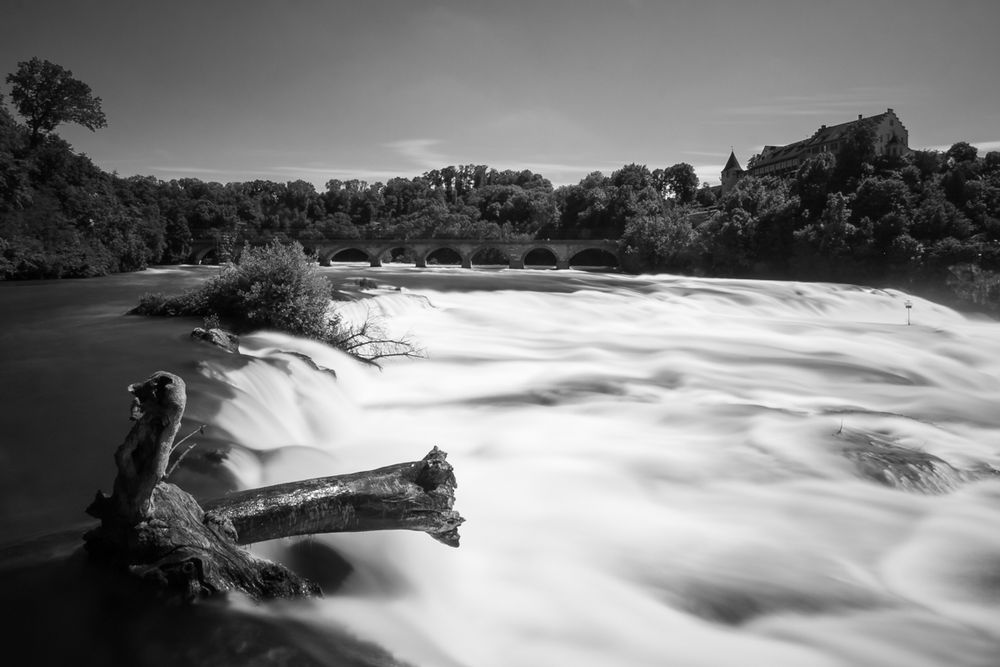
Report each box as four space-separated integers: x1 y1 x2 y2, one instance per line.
383 138 449 169
147 165 233 175
724 88 914 118
682 150 728 158
920 140 1000 153
142 158 732 189
727 106 841 117
509 161 622 185
490 160 728 187
270 165 417 182
269 161 618 187
142 163 412 187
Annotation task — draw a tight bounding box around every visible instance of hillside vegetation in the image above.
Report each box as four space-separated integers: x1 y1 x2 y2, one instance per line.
2 59 999 311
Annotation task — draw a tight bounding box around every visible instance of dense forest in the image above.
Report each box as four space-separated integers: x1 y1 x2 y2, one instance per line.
624 134 1000 305
0 60 703 277
2 58 999 311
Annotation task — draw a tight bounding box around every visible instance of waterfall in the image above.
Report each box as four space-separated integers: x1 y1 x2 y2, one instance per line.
195 271 1000 667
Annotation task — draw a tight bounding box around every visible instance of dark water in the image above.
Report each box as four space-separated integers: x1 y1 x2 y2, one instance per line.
0 268 244 542
0 266 410 666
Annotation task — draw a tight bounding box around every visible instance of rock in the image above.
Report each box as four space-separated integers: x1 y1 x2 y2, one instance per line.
947 262 1000 313
840 428 998 494
190 327 239 353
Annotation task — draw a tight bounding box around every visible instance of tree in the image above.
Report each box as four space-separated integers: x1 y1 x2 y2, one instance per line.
0 97 30 211
695 183 717 207
832 123 877 191
945 141 978 165
794 151 836 218
910 186 972 241
655 163 699 204
611 163 654 191
792 192 869 280
6 58 107 145
984 151 1000 176
620 210 695 272
851 176 912 224
907 150 944 181
698 207 758 274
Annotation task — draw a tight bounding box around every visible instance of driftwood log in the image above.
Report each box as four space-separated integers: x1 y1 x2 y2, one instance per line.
84 371 463 602
204 449 462 547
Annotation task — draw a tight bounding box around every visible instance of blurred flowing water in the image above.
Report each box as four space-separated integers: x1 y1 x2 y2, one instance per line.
2 265 999 666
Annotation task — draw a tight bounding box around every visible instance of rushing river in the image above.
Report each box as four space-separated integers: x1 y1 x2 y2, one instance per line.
2 265 999 666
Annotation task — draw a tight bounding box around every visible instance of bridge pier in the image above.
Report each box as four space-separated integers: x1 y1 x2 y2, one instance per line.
415 256 427 268
369 257 382 267
509 257 524 269
556 259 570 270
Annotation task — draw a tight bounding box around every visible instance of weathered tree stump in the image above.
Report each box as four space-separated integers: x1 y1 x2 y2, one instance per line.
204 447 463 547
84 371 463 602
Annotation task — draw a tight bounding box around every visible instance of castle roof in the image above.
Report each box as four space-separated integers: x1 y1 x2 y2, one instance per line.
723 150 743 173
751 109 898 171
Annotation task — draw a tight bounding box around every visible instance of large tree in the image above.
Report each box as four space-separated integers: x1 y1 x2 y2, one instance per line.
654 162 699 204
832 123 877 190
6 57 107 145
945 141 978 165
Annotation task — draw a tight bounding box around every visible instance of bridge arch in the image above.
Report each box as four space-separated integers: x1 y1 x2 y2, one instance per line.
376 245 416 265
521 246 561 269
569 247 620 268
470 244 512 267
193 246 219 265
323 247 370 264
424 246 466 267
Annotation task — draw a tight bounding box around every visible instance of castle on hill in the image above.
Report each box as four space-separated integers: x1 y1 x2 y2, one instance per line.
720 108 910 194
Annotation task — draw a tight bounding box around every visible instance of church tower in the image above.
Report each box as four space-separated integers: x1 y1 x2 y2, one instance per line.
720 150 744 195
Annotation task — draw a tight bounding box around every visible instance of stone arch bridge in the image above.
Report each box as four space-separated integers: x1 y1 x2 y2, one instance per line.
189 239 621 270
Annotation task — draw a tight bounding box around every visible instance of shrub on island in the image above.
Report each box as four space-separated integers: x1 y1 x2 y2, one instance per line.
133 241 418 363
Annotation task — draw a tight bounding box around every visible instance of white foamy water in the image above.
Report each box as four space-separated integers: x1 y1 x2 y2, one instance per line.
202 271 1000 667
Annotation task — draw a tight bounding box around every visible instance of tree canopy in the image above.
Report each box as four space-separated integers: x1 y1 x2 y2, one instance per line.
654 163 699 204
6 57 107 145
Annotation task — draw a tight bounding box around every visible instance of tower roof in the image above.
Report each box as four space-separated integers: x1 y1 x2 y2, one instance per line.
723 150 743 173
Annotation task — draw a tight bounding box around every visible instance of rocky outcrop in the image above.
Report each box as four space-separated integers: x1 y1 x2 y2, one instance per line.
947 263 1000 313
190 327 240 353
840 428 998 494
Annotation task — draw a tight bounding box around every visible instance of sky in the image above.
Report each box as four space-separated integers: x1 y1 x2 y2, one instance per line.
2 0 998 188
